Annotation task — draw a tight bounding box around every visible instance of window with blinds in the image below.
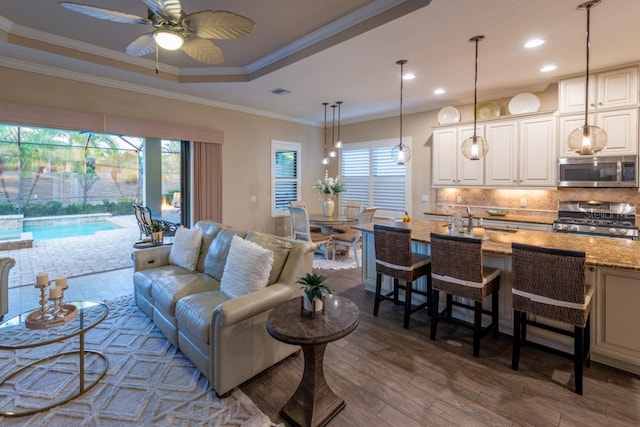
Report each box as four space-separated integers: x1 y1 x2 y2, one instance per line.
340 138 410 217
271 140 301 217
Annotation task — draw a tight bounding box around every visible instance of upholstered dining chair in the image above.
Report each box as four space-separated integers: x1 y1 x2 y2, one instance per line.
288 205 332 259
332 207 376 267
373 224 432 329
429 233 501 358
511 242 594 395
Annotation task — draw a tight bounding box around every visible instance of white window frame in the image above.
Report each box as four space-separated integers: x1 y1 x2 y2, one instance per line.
340 137 411 218
271 140 301 217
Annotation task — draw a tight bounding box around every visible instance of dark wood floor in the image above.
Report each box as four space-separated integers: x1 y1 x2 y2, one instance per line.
241 267 640 427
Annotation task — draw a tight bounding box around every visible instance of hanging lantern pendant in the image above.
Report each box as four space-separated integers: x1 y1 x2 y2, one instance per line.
391 59 411 164
461 35 489 160
568 0 607 155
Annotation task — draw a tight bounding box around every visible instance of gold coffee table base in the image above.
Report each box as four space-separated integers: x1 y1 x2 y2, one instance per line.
0 350 108 417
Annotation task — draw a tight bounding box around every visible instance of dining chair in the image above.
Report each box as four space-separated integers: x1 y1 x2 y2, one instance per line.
429 233 501 358
288 205 332 259
373 224 432 329
511 242 594 395
288 201 321 232
332 207 376 267
334 201 365 233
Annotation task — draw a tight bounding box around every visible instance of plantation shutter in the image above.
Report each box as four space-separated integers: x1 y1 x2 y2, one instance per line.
341 138 410 217
272 141 301 217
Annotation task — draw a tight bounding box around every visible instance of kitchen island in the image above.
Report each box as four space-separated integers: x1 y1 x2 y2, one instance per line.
355 219 640 375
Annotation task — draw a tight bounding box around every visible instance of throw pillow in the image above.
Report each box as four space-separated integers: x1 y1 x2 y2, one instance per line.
168 226 203 271
246 231 292 285
221 235 274 299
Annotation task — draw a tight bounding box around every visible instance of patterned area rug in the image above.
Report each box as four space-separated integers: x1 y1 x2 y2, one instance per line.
0 295 280 427
312 251 361 270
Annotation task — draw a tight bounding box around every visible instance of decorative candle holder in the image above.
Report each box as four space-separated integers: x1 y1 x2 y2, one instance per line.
48 296 63 320
55 278 69 315
34 274 51 321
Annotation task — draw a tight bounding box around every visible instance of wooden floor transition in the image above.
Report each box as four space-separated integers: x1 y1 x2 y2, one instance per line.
240 267 640 427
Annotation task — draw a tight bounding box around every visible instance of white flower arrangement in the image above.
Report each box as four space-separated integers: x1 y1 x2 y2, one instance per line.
312 170 344 195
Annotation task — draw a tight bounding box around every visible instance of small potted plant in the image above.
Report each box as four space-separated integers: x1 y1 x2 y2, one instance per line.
297 273 332 315
151 221 163 243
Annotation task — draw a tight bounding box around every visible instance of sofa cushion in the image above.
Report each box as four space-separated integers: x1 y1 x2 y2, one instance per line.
152 273 219 317
133 265 195 298
176 291 230 345
246 231 292 285
204 228 247 280
169 226 203 271
220 235 273 299
194 222 227 272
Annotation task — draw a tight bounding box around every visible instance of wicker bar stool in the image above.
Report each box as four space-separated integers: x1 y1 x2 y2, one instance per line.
429 233 500 358
511 243 594 395
373 224 432 329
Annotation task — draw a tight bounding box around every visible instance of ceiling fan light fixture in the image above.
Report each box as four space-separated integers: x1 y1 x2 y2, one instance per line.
153 29 184 50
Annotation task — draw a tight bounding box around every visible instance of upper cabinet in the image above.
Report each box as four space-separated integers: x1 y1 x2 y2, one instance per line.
433 113 556 188
558 66 639 157
559 67 638 114
432 125 484 187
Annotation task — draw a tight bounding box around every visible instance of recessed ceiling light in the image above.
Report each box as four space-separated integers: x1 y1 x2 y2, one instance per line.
525 39 545 48
540 64 557 72
403 73 415 80
433 88 445 95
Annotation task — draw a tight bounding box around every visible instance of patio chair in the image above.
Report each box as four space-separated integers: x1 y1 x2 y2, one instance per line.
1 257 16 321
133 204 154 241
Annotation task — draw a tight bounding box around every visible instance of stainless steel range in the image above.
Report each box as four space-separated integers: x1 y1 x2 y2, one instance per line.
553 201 639 239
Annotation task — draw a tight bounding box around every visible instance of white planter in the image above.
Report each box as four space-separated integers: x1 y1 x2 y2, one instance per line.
303 293 323 312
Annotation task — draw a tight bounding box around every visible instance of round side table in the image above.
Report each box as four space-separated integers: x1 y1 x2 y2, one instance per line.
267 294 359 427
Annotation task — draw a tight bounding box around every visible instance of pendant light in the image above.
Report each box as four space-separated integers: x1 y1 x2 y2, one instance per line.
329 104 338 157
461 35 489 160
567 0 607 156
321 102 329 165
391 59 411 165
335 101 343 149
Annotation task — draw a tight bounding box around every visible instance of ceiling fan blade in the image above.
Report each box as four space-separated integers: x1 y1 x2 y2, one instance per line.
142 0 183 20
181 38 224 64
58 2 150 24
126 33 156 57
187 11 255 39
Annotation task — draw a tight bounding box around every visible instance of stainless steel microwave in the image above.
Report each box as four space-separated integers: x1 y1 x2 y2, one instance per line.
557 155 638 188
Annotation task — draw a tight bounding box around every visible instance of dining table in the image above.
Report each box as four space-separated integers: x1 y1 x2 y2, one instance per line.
308 214 358 236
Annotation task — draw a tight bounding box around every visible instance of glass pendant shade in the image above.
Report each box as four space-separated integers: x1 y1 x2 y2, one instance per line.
153 30 184 50
462 35 488 161
329 149 337 158
568 124 608 155
568 0 607 155
461 135 489 161
321 156 330 165
391 144 411 165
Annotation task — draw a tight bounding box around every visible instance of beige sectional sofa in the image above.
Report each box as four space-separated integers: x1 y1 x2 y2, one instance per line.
132 220 315 396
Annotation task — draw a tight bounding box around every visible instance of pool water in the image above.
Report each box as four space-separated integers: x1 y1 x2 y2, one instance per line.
24 221 120 240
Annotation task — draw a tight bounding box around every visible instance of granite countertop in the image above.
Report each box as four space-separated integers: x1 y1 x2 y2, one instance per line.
356 219 640 271
424 209 555 225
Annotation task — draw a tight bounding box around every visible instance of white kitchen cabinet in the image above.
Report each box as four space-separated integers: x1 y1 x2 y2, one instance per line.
519 116 557 186
558 108 638 157
432 125 483 187
592 267 640 375
481 115 556 187
559 67 638 114
485 121 518 186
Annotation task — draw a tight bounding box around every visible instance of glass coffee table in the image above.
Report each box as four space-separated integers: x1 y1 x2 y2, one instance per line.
0 301 109 417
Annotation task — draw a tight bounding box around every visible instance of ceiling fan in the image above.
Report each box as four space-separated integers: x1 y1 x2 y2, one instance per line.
58 0 255 65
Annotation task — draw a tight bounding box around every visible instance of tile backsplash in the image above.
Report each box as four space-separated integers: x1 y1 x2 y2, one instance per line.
436 188 640 217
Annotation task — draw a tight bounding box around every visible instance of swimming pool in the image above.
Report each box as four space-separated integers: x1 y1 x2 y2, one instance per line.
23 221 121 240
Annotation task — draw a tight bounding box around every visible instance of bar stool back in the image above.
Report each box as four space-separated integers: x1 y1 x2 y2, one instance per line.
511 242 594 395
429 233 500 357
373 224 431 329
